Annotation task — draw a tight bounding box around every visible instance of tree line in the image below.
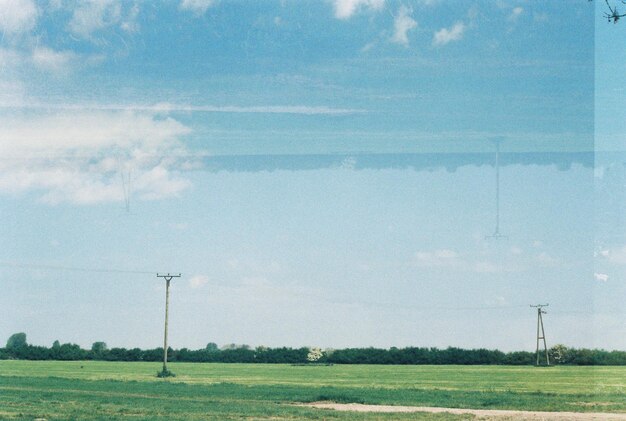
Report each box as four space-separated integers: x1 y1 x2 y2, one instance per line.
2 333 626 365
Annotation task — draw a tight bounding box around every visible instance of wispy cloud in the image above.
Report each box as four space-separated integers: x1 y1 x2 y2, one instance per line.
594 273 609 283
597 245 626 265
432 22 465 47
121 3 140 33
332 0 384 20
0 101 365 115
535 252 562 267
206 276 321 305
0 0 38 35
68 0 123 37
508 6 523 22
67 0 140 38
472 261 500 273
189 275 209 289
412 247 540 274
391 5 417 47
413 249 459 267
179 0 216 16
414 249 499 272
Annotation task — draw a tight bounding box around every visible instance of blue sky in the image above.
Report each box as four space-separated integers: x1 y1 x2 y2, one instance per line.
1 0 622 352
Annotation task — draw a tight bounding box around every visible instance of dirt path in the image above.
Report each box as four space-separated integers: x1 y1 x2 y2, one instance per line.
301 402 626 420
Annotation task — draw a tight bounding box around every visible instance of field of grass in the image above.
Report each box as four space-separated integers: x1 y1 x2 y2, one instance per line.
1 361 625 420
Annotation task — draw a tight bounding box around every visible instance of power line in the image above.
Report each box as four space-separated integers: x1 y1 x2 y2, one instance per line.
0 262 604 317
290 292 531 313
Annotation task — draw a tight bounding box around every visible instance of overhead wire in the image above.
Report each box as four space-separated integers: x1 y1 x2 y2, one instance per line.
0 261 154 275
0 263 611 314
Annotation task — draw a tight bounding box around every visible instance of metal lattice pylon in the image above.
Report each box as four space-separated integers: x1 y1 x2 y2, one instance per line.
531 304 549 366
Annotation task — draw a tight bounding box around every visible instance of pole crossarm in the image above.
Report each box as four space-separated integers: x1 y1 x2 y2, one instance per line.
157 273 181 281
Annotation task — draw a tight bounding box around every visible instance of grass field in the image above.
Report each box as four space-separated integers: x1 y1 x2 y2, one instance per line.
1 361 625 420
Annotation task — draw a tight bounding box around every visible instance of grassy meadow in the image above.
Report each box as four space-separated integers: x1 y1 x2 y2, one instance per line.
1 361 625 420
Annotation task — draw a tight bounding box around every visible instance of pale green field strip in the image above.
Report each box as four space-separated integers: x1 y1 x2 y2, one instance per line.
2 361 624 393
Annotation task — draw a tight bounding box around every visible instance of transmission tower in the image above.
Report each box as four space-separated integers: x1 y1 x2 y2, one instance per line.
117 155 133 213
486 138 507 239
121 169 132 213
530 304 549 366
157 273 181 376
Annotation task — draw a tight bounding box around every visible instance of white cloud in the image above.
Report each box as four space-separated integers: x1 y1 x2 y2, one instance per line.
31 47 76 73
486 295 508 306
231 276 319 304
0 0 37 35
332 0 384 20
432 21 465 47
535 252 562 267
412 248 530 274
414 249 459 267
509 6 523 21
0 110 194 204
169 222 189 231
338 156 357 170
189 275 209 289
0 50 27 106
0 111 188 153
179 0 215 15
1 45 93 82
594 248 609 258
473 261 499 273
0 47 23 68
391 5 417 47
120 4 140 33
131 165 191 201
594 273 609 283
603 245 626 265
68 0 123 37
224 257 286 276
360 42 375 52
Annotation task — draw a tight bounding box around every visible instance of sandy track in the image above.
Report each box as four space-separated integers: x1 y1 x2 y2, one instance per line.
301 402 626 420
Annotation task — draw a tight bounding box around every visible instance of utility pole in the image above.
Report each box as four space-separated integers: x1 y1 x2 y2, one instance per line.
157 273 181 376
530 304 549 366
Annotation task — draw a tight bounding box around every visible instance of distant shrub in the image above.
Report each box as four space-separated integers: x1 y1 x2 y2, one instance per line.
156 369 176 378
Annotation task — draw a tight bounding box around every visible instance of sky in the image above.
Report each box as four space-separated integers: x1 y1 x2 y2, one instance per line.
0 0 622 352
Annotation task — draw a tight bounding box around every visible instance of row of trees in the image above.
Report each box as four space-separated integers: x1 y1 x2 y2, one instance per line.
3 333 626 365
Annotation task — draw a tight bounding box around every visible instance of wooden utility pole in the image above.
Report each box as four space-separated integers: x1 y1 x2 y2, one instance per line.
157 273 181 375
531 304 549 366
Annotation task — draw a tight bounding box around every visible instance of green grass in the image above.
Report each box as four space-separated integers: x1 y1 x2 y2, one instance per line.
1 361 625 420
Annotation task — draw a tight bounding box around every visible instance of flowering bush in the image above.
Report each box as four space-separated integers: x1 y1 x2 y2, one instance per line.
307 347 323 362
